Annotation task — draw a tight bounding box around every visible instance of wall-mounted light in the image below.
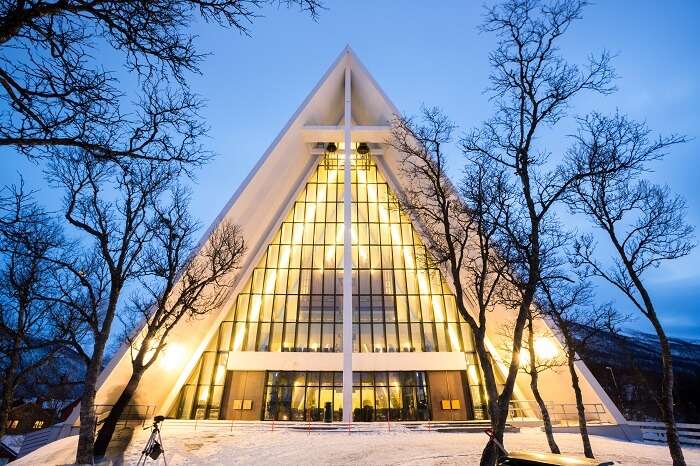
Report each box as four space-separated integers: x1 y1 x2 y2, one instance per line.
357 142 370 155
534 337 559 361
326 142 337 153
161 344 186 370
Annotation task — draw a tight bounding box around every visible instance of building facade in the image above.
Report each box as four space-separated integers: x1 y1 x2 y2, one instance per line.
69 47 625 428
170 151 488 422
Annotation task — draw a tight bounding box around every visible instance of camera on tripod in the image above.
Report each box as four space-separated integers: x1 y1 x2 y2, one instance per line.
138 415 167 465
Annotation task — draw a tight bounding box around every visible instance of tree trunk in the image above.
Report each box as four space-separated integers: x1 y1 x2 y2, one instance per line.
93 366 145 458
528 318 560 454
610 228 686 465
75 286 122 464
566 349 594 458
76 360 100 464
472 334 504 466
531 372 559 453
480 395 516 466
0 349 19 439
478 304 531 466
649 315 686 466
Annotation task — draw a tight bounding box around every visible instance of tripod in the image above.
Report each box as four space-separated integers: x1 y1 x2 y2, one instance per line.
137 415 167 465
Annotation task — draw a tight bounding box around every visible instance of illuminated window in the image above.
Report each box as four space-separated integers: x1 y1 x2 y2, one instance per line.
172 151 486 420
9 420 19 429
225 152 345 354
350 155 472 354
352 371 430 422
33 420 44 429
263 371 343 421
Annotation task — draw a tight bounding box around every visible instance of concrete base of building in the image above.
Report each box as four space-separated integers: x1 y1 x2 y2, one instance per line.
549 424 642 442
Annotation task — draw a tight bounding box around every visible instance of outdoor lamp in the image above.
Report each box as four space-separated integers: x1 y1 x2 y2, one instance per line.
534 337 559 361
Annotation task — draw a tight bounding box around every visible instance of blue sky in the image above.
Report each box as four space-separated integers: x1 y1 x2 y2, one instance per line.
2 1 699 338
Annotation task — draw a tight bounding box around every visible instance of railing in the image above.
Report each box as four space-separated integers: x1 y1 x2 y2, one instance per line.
94 403 156 429
628 421 700 446
18 423 78 457
507 400 608 426
155 418 495 435
16 404 155 458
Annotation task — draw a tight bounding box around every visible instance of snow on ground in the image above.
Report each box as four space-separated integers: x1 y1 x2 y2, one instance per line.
1 434 23 454
13 426 700 465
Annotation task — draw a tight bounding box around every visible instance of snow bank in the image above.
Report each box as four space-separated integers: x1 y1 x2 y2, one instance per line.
13 435 78 465
14 427 700 465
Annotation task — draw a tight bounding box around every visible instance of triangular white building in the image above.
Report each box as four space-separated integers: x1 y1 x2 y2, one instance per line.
68 47 624 427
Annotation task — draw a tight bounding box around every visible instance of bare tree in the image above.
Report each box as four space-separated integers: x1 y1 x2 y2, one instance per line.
0 0 322 164
539 277 620 458
0 181 64 439
459 2 617 461
93 188 245 457
525 310 562 454
44 153 179 464
567 112 692 466
391 107 528 466
499 309 565 455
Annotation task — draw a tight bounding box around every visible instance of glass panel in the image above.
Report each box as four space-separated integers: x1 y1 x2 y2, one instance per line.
209 386 224 419
360 387 375 422
270 323 283 352
375 386 389 421
257 323 271 351
283 323 295 351
291 386 306 421
373 323 385 352
360 324 371 353
245 323 258 351
296 323 308 350
398 324 411 352
178 385 195 419
309 323 321 351
278 386 292 421
386 324 398 352
411 323 422 352
173 150 490 420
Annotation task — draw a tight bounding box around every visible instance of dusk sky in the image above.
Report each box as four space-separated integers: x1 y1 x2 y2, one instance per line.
2 1 699 339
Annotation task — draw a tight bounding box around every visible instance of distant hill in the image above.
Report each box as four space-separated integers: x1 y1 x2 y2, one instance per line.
577 327 700 423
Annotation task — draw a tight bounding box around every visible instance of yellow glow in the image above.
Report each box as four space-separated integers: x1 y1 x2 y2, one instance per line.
467 365 478 382
248 295 262 321
232 325 246 351
447 322 461 351
264 271 276 295
160 344 185 370
214 364 226 385
199 386 209 402
519 349 531 366
356 166 421 287
534 337 559 360
520 337 559 366
431 297 444 322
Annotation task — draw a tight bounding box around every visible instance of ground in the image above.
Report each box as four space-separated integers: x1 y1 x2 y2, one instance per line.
12 426 700 465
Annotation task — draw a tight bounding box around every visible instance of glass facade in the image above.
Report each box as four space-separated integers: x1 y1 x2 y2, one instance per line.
172 149 488 420
349 154 472 353
352 371 430 422
260 370 431 422
171 333 228 420
263 371 343 421
224 152 345 353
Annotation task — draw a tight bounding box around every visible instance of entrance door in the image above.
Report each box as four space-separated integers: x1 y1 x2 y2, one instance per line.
427 371 472 421
222 371 265 420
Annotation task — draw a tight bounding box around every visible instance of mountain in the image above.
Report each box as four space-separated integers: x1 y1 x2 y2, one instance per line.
577 327 700 422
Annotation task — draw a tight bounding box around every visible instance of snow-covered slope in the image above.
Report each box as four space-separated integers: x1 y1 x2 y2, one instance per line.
13 428 700 465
